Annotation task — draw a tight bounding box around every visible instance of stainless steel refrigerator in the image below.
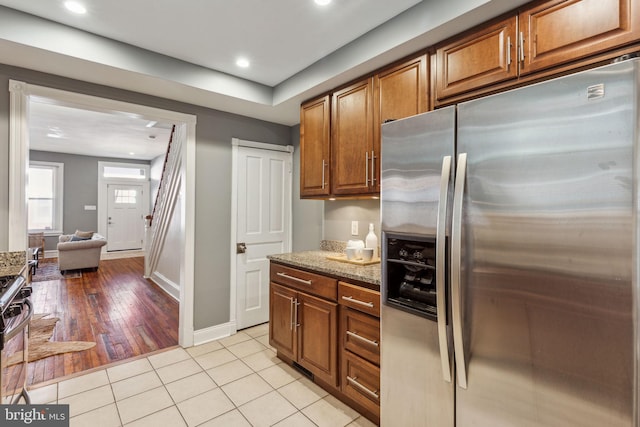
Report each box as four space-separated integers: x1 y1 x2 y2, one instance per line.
380 57 638 426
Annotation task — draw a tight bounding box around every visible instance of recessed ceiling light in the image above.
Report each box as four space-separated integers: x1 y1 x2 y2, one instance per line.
46 127 64 138
236 58 250 68
129 152 135 156
64 1 87 14
315 0 331 5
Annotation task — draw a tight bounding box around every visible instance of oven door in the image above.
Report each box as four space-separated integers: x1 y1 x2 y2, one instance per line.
1 298 33 404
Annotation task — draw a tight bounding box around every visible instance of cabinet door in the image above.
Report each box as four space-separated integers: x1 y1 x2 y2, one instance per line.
331 78 375 195
300 95 331 198
435 16 518 102
519 0 640 75
297 292 338 386
373 54 428 193
269 282 297 361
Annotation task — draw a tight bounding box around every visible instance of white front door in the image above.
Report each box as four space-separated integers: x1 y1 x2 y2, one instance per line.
235 143 292 330
107 184 144 251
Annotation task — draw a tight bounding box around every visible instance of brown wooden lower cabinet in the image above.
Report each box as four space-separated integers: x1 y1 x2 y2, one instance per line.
269 281 339 387
297 292 338 386
342 350 381 416
339 282 381 422
269 262 381 425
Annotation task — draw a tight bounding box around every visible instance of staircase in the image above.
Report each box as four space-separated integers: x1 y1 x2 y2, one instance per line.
145 124 182 280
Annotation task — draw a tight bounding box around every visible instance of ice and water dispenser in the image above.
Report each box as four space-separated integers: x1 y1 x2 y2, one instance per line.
382 233 442 321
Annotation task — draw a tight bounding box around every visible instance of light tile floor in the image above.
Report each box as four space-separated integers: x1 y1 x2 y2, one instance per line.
27 323 377 427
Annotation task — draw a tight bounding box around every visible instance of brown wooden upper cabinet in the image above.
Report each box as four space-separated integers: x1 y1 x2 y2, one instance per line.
373 54 429 193
436 0 640 104
331 77 376 196
519 0 640 75
300 95 331 198
435 16 518 102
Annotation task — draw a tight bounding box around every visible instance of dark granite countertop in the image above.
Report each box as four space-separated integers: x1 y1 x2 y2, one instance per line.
268 250 380 287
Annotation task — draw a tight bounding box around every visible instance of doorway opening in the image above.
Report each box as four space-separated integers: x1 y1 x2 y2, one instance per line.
8 81 197 372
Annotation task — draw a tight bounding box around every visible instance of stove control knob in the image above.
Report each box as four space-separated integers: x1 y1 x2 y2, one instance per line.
19 287 32 298
5 303 23 318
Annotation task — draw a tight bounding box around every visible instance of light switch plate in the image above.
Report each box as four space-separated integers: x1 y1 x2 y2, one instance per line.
351 221 358 236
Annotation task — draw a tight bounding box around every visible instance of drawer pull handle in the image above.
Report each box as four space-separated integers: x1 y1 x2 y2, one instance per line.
346 330 379 347
347 376 379 400
277 272 312 285
341 295 374 308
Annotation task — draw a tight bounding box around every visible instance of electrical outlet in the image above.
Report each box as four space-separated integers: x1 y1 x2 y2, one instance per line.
351 221 359 236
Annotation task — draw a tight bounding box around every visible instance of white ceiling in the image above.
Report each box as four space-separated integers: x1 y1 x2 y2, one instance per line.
29 101 173 160
0 0 421 87
0 0 530 159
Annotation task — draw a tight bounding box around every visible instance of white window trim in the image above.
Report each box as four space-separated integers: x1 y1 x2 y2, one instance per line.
28 160 64 235
99 161 150 181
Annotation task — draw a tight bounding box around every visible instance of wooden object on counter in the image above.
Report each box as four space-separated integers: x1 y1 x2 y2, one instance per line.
325 254 380 266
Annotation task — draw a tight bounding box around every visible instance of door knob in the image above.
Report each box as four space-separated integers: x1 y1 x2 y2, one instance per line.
237 243 247 254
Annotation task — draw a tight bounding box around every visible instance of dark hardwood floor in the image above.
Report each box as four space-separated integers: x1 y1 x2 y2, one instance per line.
28 256 179 385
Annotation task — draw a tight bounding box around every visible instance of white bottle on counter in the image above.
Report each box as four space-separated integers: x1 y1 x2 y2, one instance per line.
365 223 378 259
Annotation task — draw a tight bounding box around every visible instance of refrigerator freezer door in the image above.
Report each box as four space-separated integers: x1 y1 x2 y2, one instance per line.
381 106 456 426
380 305 454 427
381 106 455 236
455 59 638 426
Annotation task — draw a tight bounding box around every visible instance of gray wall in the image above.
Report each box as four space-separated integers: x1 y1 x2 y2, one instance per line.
324 199 381 244
30 150 149 251
0 63 292 331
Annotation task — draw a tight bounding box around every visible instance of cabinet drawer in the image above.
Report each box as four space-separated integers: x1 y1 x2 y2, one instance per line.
341 307 380 365
342 351 380 416
271 264 337 301
338 281 380 317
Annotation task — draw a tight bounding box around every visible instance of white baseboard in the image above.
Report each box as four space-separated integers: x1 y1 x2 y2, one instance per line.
43 249 145 260
149 272 180 301
193 321 237 346
102 249 145 260
44 250 57 259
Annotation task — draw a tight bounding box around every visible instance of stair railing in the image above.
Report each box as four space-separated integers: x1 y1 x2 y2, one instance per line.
144 124 182 278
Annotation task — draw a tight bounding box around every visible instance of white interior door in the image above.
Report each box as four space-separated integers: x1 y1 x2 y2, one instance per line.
236 144 292 330
107 184 144 251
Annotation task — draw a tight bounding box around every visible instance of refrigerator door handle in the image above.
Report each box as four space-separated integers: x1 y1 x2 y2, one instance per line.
452 152 468 389
436 155 453 383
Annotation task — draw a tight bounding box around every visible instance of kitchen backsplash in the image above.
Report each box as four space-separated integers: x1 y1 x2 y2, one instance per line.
320 240 347 252
323 199 380 243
